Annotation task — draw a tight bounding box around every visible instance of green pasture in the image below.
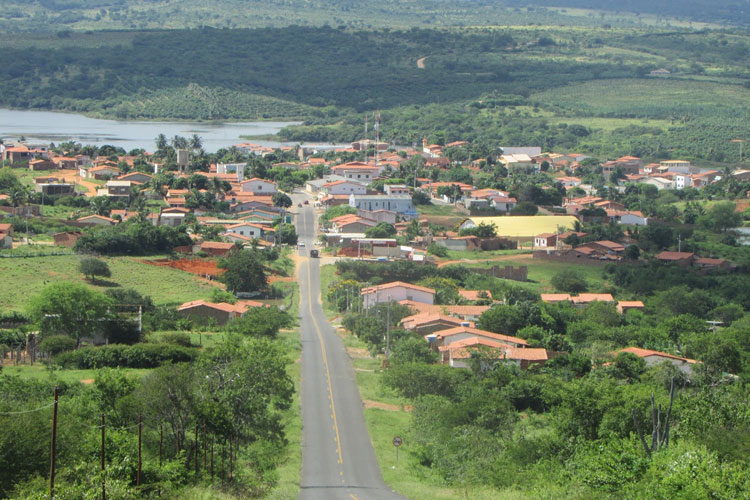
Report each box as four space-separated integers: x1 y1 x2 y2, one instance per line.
0 254 217 311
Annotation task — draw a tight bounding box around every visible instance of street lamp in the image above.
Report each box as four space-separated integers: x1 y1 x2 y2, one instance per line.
730 139 745 164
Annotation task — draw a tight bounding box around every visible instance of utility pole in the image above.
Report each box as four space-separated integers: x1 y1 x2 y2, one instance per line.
137 413 142 486
385 295 392 359
49 387 58 500
203 420 207 472
101 413 106 500
159 422 163 467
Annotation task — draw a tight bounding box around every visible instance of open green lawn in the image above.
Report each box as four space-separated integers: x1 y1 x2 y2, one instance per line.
442 248 529 261
548 116 672 132
0 254 218 311
464 257 609 293
416 203 464 217
533 78 750 117
1 364 150 383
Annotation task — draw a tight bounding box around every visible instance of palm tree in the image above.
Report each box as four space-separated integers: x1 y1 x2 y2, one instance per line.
155 134 168 153
189 134 203 151
8 186 29 209
172 135 188 150
210 176 226 199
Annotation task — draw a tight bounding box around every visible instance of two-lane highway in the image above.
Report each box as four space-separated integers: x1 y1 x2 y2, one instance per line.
295 201 407 500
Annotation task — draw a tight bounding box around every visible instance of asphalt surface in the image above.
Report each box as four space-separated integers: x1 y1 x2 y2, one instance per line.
295 198 407 500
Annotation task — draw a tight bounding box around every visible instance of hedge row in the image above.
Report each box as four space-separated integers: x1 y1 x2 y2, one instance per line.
55 343 198 369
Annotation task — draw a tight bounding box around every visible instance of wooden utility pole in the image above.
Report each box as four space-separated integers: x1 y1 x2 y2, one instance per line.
210 436 214 480
49 387 58 499
137 413 142 486
203 420 207 471
101 413 106 500
194 422 199 474
159 423 163 467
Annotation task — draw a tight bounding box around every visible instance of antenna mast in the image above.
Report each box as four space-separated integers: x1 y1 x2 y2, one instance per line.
375 110 380 165
364 113 369 164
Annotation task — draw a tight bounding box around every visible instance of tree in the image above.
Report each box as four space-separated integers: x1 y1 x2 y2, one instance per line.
510 201 539 215
79 257 111 282
625 244 641 260
551 269 588 293
365 222 397 238
28 283 112 345
272 192 292 208
412 190 431 205
39 335 76 355
225 307 293 338
698 202 742 232
275 223 298 245
218 249 267 294
458 222 497 237
611 352 647 382
390 336 439 364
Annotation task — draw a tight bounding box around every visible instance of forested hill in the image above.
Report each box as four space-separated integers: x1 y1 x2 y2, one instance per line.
0 0 748 31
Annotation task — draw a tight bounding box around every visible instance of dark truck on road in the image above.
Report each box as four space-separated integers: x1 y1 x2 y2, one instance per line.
309 249 319 258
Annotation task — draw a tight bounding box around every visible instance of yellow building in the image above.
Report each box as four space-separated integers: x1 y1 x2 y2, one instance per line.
459 215 578 242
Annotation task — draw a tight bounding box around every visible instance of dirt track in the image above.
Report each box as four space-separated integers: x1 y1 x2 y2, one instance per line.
55 169 101 197
437 252 533 268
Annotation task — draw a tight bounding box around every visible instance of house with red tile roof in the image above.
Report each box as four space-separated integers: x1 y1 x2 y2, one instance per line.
177 299 265 325
655 251 695 267
400 313 473 333
616 347 698 374
428 325 528 349
0 223 13 249
361 281 435 308
616 301 645 314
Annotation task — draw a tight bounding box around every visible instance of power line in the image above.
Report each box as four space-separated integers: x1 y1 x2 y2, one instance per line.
0 401 55 416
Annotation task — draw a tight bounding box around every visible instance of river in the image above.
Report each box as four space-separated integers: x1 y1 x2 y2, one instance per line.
0 108 308 153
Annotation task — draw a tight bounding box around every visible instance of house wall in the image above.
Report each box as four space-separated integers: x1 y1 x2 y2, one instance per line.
178 305 233 325
363 287 434 308
643 355 693 375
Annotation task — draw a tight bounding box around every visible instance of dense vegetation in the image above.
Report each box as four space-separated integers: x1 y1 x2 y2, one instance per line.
1 0 749 33
331 257 750 498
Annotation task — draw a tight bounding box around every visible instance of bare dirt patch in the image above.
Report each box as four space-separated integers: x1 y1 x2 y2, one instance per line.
80 379 95 384
142 258 224 277
417 56 428 69
437 252 533 268
363 400 413 412
347 347 371 359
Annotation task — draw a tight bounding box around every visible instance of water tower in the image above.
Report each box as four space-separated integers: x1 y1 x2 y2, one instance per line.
176 149 190 173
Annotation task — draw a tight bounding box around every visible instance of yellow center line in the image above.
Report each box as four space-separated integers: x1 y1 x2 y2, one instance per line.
307 248 344 466
350 494 361 500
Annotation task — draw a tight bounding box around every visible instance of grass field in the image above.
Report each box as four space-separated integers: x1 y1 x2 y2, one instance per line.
533 78 750 117
1 364 150 383
0 254 218 311
548 116 672 132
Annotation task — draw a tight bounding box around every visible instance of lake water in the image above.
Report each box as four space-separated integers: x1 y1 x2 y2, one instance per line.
0 108 305 152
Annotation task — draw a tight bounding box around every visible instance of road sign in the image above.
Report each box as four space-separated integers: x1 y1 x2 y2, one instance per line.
392 436 402 447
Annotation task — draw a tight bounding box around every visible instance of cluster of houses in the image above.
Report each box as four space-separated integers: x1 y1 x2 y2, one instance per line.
358 280 697 372
360 280 549 369
556 156 732 192
45 161 286 250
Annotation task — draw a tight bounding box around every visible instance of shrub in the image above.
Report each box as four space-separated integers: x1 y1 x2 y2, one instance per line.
158 332 193 347
39 335 77 355
54 343 197 369
427 242 448 257
551 269 588 293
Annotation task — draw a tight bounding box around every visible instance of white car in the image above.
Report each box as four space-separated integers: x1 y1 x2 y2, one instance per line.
298 241 305 247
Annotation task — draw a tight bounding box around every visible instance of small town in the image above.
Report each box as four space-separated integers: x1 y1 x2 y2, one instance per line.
1 2 750 498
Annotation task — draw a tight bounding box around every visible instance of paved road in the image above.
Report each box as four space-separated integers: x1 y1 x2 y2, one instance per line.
295 200 407 500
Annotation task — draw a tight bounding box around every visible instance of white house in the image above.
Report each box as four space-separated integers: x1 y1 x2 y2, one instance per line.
361 281 435 309
384 184 411 196
490 195 517 213
617 347 698 375
428 326 528 349
224 222 272 240
330 163 381 185
639 177 674 190
349 194 417 218
240 178 277 195
322 180 367 196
